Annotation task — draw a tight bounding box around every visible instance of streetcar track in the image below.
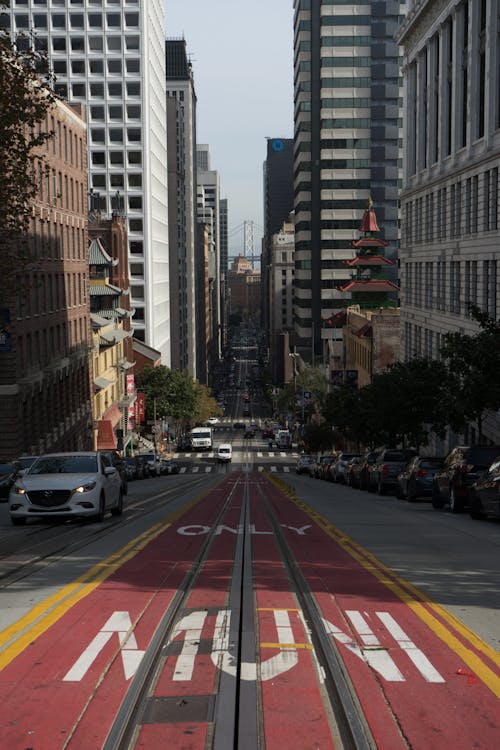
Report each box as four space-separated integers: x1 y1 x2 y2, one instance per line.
0 475 210 588
101 473 377 749
102 474 244 750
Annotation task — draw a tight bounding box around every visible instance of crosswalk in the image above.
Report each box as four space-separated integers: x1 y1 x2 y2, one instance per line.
172 451 298 459
176 464 294 474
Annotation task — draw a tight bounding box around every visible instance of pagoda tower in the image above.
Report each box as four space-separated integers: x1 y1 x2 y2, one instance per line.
339 198 399 310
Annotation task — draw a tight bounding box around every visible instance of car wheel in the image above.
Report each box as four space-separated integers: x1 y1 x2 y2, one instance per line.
11 516 26 526
449 485 462 513
431 482 444 509
111 491 123 517
95 493 106 522
406 483 417 502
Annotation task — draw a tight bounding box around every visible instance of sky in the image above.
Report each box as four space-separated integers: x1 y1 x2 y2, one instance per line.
164 0 295 257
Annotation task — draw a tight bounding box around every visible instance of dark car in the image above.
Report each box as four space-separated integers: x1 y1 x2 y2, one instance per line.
233 422 246 430
124 456 143 481
99 450 128 494
396 456 443 502
367 448 418 495
432 445 500 513
331 453 361 483
160 458 180 475
470 456 500 519
354 451 378 490
0 463 18 499
296 454 315 475
139 452 161 477
345 456 362 486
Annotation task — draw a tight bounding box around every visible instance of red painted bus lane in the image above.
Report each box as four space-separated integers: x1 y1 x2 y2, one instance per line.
264 479 500 750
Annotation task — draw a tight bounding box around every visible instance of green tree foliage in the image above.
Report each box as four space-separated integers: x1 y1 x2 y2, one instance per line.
135 366 220 430
302 421 336 453
0 27 55 300
439 306 500 438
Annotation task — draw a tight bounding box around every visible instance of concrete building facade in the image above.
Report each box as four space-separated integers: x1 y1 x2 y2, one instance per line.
4 0 171 361
293 0 404 364
397 0 500 445
166 38 198 377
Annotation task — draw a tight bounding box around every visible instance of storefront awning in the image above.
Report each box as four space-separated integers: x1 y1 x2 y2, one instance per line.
94 375 114 390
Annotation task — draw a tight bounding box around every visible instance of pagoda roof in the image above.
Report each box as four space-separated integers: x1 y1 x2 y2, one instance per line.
339 279 400 293
351 237 389 248
89 237 118 266
343 255 394 267
322 309 347 327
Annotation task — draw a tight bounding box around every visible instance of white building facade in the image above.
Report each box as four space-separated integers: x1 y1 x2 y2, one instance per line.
397 0 500 444
5 1 171 362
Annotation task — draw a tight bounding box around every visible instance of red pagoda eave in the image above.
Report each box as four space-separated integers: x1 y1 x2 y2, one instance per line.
351 237 389 248
339 280 400 293
343 255 395 267
360 207 380 233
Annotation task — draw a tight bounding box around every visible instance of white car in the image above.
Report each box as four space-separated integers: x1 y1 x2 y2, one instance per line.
217 444 232 463
207 416 219 425
8 452 123 526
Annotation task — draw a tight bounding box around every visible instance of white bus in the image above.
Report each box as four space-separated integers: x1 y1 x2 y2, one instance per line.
190 427 213 451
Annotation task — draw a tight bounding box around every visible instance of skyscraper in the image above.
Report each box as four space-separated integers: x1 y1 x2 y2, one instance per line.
166 38 198 376
4 1 171 362
293 0 403 363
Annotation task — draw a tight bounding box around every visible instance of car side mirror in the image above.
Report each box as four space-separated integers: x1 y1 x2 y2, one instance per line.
104 466 116 476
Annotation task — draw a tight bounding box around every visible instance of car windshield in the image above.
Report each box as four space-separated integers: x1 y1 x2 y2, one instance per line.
466 447 500 465
126 458 137 465
30 455 98 474
0 463 14 475
15 457 37 469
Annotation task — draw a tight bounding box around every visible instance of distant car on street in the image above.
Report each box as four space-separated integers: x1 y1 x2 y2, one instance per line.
160 458 180 475
396 456 443 502
217 444 232 463
295 454 315 475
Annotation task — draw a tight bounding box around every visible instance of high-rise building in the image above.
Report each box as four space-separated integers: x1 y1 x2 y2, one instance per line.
166 38 198 376
262 138 294 349
3 1 170 362
293 0 403 364
219 198 228 276
397 0 500 446
197 145 221 366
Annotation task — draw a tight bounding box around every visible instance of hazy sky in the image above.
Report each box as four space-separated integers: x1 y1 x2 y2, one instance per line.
164 0 294 257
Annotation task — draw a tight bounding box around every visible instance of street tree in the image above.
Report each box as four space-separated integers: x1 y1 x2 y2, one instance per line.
135 366 197 425
440 306 500 438
0 27 56 302
302 421 336 453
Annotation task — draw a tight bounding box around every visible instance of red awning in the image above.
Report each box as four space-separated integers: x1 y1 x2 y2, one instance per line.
97 420 117 450
103 402 122 427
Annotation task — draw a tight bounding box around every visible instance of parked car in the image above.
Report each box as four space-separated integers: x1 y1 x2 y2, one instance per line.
139 452 161 477
331 453 361 483
124 456 144 481
316 455 336 480
354 451 378 490
99 450 128 495
432 444 500 512
8 452 123 525
310 455 333 479
395 456 443 501
345 456 362 486
296 454 315 475
469 455 500 519
367 448 418 495
0 463 19 499
160 458 180 475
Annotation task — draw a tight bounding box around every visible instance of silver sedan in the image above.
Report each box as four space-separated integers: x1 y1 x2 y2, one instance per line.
8 452 123 526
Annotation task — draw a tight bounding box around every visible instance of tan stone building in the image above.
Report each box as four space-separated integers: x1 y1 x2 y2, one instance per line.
227 255 261 321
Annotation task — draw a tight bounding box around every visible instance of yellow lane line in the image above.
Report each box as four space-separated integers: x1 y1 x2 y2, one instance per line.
268 477 500 699
0 491 211 672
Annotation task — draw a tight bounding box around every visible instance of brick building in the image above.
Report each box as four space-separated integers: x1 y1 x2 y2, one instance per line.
0 100 91 460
